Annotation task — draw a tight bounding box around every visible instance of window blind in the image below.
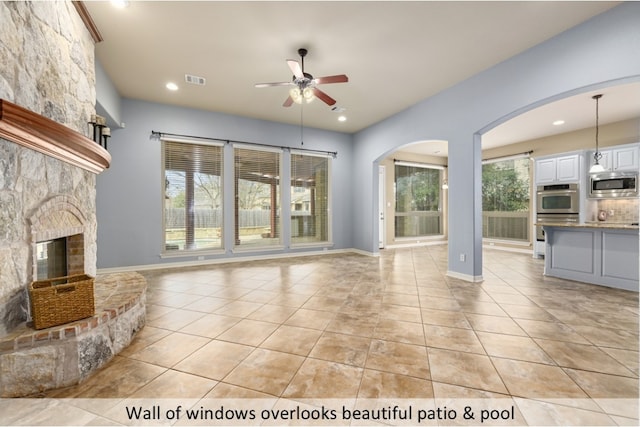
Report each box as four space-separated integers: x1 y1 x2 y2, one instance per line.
163 140 223 252
233 146 282 248
290 153 331 244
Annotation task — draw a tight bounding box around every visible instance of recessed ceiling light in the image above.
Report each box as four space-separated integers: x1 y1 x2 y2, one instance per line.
338 116 347 122
111 0 130 9
166 82 179 91
552 120 565 126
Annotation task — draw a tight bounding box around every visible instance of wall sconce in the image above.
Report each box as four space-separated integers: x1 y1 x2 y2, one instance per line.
88 114 111 149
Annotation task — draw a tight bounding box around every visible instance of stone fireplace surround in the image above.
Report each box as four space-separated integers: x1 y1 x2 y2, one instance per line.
0 99 147 397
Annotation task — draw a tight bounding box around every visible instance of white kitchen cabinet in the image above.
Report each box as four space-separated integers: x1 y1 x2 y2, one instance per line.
588 144 639 172
535 154 581 184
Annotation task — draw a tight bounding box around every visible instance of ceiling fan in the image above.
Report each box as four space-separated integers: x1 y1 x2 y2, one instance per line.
255 48 348 107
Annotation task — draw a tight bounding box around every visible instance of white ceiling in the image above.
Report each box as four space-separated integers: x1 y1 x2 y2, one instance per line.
86 1 637 153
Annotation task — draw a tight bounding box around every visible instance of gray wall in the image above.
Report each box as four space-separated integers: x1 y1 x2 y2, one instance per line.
352 2 640 280
96 99 354 268
96 3 640 278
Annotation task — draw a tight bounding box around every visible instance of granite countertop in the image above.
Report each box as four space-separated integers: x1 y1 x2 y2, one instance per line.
536 222 639 230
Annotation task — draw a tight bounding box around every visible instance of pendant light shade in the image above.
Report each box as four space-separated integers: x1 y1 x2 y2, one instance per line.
589 94 605 174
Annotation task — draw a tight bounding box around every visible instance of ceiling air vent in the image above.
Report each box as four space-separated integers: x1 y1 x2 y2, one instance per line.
185 74 206 86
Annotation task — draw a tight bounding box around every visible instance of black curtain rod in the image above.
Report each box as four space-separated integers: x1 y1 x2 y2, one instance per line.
482 150 533 163
151 130 338 158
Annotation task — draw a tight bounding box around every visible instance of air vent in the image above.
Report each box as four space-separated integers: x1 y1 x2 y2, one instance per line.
185 74 206 86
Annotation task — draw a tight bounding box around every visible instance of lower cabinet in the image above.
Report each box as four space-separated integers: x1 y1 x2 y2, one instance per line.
544 226 639 291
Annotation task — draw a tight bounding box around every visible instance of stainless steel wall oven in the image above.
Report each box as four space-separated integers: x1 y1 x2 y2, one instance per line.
535 183 579 242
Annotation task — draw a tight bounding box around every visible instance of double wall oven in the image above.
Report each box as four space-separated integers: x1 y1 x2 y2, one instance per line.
535 183 579 241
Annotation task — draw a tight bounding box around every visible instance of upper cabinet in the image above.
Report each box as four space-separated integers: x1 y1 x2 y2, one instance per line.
588 143 639 172
535 153 581 184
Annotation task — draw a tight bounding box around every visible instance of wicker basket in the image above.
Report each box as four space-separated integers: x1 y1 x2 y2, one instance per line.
29 274 95 330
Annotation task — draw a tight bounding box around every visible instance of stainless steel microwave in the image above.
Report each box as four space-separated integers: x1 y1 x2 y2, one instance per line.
589 171 638 198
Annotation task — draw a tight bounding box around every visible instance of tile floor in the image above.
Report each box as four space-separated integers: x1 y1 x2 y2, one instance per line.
8 245 640 425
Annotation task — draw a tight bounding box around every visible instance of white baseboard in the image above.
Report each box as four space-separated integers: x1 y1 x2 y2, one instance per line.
97 248 377 274
446 270 484 283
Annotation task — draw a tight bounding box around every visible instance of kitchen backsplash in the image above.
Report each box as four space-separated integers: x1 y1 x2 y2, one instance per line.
595 198 639 223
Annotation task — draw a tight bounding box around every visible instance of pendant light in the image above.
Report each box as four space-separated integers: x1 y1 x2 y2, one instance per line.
588 94 605 174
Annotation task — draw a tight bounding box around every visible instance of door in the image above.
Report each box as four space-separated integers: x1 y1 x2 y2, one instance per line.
378 165 385 249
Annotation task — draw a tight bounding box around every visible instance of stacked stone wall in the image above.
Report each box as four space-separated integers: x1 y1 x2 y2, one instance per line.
0 1 97 335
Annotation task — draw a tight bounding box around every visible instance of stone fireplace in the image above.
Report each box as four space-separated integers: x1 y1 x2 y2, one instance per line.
0 2 147 397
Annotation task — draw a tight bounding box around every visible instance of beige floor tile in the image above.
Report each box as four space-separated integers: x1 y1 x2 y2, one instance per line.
365 339 430 379
216 319 280 346
564 369 639 399
285 308 336 330
260 324 322 356
513 397 618 426
491 358 588 399
535 338 636 376
428 348 508 394
204 382 274 398
178 313 241 338
174 339 254 380
148 291 204 309
380 303 422 323
358 369 434 398
421 308 471 329
513 318 590 344
432 382 511 399
223 348 305 396
268 292 312 308
130 369 217 398
569 324 639 351
382 292 420 307
146 308 206 331
309 331 371 367
282 358 363 398
128 332 210 368
457 300 508 317
419 295 462 311
46 357 166 398
145 304 176 321
118 325 172 357
424 324 486 354
247 304 298 323
500 303 556 321
301 295 345 312
477 332 554 364
600 347 640 376
374 318 426 345
213 300 264 318
465 313 527 336
238 289 280 304
181 296 231 313
325 312 379 337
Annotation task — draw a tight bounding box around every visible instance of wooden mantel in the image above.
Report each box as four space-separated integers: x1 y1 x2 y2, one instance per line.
0 99 111 174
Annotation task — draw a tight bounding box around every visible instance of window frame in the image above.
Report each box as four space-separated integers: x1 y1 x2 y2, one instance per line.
161 137 225 257
393 161 444 239
290 150 333 248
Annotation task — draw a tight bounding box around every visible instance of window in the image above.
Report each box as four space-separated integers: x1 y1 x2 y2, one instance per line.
234 146 281 249
482 156 530 241
394 163 443 238
291 153 331 245
163 140 223 252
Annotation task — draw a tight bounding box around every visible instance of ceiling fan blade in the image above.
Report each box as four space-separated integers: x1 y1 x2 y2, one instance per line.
312 88 336 106
255 81 293 88
283 96 294 107
287 59 304 79
314 74 349 85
